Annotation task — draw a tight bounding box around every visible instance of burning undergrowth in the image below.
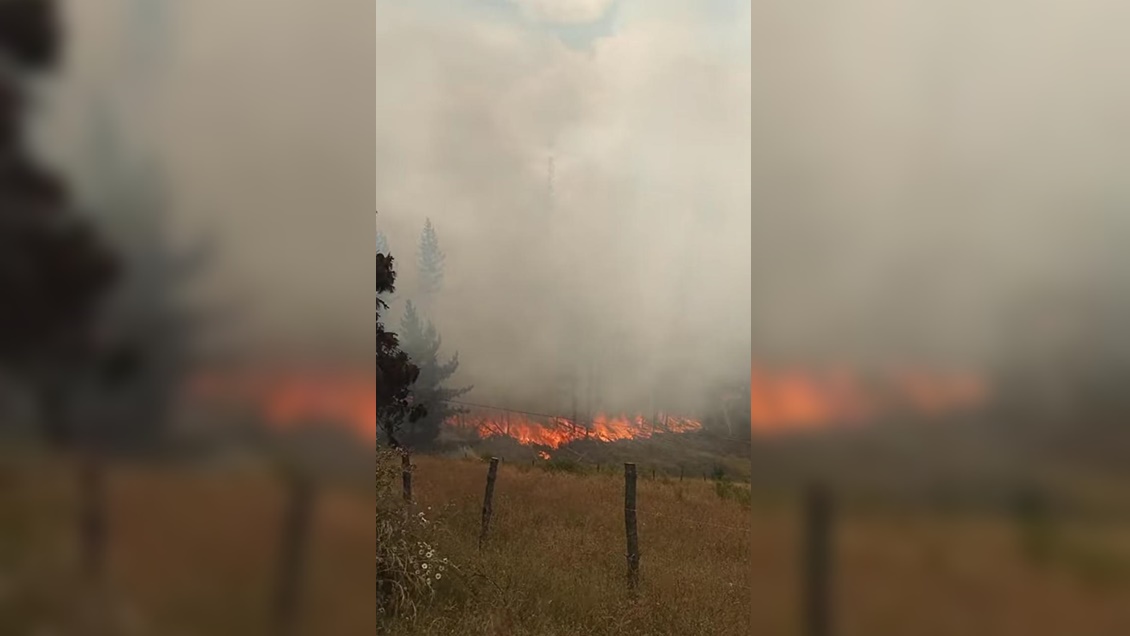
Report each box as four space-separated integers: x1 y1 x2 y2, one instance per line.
185 359 992 465
445 410 704 454
188 369 377 446
748 365 988 433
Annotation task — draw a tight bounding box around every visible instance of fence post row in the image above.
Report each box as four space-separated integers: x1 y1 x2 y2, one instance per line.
479 457 500 549
624 462 640 594
66 449 328 636
803 483 834 636
79 449 107 586
401 451 413 503
273 470 316 636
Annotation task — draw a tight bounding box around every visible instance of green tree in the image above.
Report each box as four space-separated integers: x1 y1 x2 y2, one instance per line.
377 211 424 448
375 226 398 310
0 0 126 448
78 98 218 450
397 301 471 448
416 218 445 301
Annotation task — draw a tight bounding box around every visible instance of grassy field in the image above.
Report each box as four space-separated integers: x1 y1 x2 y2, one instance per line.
388 454 1130 636
388 455 755 636
0 452 373 636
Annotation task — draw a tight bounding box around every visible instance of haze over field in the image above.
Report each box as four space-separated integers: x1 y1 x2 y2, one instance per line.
376 0 752 414
753 1 1130 371
36 0 375 362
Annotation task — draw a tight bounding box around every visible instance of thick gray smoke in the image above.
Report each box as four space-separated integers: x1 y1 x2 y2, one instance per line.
752 1 1130 372
377 1 752 415
34 0 376 368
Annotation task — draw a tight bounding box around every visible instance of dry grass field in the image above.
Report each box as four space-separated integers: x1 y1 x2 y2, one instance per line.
388 455 1130 636
0 453 373 636
389 455 755 636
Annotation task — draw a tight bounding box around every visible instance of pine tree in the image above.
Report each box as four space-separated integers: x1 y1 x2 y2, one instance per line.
0 0 125 448
375 219 402 320
377 211 424 448
397 301 471 448
78 97 217 450
416 218 445 300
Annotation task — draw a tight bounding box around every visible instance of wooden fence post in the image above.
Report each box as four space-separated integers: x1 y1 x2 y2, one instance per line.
803 483 834 636
401 451 412 503
624 463 640 593
479 457 500 549
1014 485 1053 563
273 470 316 636
79 449 107 585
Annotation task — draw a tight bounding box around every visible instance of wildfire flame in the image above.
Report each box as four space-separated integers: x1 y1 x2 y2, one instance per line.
749 366 987 434
185 363 990 448
189 370 377 444
447 412 704 449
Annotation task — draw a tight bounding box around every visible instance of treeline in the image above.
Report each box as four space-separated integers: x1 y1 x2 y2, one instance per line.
376 214 469 449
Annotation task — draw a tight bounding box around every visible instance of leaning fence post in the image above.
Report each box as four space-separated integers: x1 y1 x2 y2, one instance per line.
401 451 412 503
1014 485 1053 563
273 469 316 636
479 457 500 549
803 483 834 636
624 463 640 593
79 450 106 583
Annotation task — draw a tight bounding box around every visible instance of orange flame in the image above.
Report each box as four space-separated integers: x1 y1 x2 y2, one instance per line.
187 363 989 447
749 366 987 434
447 412 703 449
189 370 376 444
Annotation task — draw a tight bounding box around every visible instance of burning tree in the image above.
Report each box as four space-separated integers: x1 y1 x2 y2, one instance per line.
377 213 424 448
397 300 471 448
416 217 445 303
0 0 125 447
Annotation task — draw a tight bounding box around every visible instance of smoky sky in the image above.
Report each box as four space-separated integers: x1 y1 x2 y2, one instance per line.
33 0 755 412
376 1 752 413
753 1 1130 370
30 0 1128 406
32 0 377 364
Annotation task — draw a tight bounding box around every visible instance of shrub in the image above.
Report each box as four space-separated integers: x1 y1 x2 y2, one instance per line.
544 458 587 475
714 480 753 508
377 447 452 622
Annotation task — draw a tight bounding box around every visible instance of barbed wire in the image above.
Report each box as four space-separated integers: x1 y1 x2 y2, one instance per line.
634 508 753 535
437 398 755 446
431 399 1130 522
399 452 757 593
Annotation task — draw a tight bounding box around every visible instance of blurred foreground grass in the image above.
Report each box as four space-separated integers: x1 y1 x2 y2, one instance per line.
0 451 372 636
388 455 1130 636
